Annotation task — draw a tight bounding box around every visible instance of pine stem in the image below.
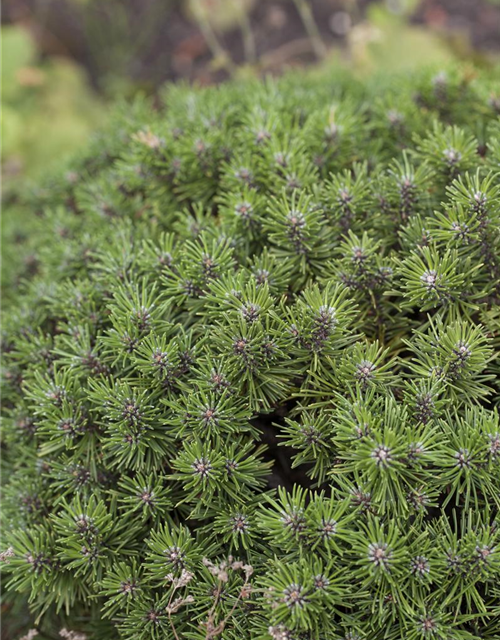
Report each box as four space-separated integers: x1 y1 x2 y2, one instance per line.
166 585 181 640
291 0 327 60
192 1 236 73
234 0 256 64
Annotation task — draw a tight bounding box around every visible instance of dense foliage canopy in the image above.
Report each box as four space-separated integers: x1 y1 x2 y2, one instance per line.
2 65 500 640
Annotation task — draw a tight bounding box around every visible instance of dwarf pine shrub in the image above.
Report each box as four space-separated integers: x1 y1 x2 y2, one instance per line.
2 66 500 640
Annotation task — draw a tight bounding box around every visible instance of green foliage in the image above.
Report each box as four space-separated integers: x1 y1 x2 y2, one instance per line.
1 26 104 184
2 65 500 640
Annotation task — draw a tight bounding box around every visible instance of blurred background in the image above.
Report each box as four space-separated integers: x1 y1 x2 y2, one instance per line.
2 0 500 194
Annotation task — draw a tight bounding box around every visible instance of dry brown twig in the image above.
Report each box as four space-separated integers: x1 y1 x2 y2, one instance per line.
166 558 254 640
165 569 195 640
201 558 254 639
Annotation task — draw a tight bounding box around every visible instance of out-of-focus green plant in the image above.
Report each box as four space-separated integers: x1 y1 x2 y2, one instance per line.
1 25 104 188
1 25 106 315
348 3 455 74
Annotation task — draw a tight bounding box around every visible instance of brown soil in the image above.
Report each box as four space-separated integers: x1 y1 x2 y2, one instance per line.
412 0 500 52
